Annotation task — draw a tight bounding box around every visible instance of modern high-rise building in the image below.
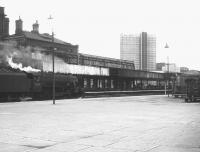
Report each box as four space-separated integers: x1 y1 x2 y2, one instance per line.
120 32 156 71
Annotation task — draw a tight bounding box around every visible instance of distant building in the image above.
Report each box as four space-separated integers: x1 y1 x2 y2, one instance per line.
120 32 156 71
185 70 200 75
156 62 166 71
180 67 189 73
162 63 180 73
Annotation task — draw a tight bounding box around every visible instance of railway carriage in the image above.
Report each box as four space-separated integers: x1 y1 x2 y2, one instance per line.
173 72 200 102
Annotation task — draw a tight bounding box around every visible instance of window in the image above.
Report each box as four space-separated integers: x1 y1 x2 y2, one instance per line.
131 81 134 88
99 79 103 88
105 79 108 88
84 78 87 88
97 79 100 88
90 79 94 88
111 79 114 89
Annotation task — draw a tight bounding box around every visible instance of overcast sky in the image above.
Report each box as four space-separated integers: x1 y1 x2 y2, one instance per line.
2 0 200 70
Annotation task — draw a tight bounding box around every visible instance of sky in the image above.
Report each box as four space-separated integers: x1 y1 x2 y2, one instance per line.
1 0 200 70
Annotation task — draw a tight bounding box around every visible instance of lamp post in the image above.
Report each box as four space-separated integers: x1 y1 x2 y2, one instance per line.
48 15 55 104
165 43 170 97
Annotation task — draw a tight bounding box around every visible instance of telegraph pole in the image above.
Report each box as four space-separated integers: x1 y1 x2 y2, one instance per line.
48 15 55 104
165 43 169 97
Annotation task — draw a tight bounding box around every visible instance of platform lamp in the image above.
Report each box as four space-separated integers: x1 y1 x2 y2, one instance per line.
48 15 56 104
164 43 170 97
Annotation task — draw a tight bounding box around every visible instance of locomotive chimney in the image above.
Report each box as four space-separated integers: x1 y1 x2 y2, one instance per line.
3 17 9 36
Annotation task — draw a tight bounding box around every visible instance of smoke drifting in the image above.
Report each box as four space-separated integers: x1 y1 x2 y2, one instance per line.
7 57 41 72
0 41 109 76
0 41 42 72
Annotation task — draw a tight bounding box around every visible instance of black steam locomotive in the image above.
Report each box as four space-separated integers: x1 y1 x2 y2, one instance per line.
0 66 82 102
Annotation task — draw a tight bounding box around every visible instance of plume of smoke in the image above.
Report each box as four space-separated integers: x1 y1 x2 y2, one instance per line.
0 41 42 72
7 57 41 72
0 41 68 73
0 41 109 75
0 41 16 66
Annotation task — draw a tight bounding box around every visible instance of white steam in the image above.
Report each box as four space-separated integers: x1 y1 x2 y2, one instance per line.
1 41 109 75
7 56 41 72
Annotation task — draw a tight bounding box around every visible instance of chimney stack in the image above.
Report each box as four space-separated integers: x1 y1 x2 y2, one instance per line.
3 17 9 36
15 17 23 35
0 6 10 39
32 20 39 34
0 7 5 39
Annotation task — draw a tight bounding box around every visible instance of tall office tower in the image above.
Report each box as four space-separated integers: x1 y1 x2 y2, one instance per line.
120 32 156 71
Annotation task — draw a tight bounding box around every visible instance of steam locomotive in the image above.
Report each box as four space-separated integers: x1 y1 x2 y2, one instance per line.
0 66 82 102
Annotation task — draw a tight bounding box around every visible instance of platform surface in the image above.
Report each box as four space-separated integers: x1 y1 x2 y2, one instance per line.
0 95 200 152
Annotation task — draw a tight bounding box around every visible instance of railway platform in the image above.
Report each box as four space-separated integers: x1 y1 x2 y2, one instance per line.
83 89 167 98
0 95 200 152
